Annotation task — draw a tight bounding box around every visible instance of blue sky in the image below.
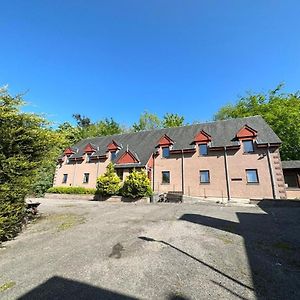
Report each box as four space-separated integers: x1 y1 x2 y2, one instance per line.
1 1 300 127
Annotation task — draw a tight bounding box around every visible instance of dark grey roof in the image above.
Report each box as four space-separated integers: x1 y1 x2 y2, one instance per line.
64 116 281 167
282 161 300 169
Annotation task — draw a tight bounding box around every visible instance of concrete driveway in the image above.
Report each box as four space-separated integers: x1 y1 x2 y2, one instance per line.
0 199 299 299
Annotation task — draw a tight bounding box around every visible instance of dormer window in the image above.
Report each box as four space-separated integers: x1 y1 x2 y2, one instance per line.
162 147 170 158
86 153 92 163
243 140 254 153
111 151 117 161
199 144 208 156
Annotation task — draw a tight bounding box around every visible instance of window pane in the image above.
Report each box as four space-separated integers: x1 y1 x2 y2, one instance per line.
284 174 299 188
162 171 170 184
83 173 89 183
111 151 117 161
162 147 170 158
200 171 210 183
62 174 68 183
246 170 258 183
243 140 254 153
199 144 208 156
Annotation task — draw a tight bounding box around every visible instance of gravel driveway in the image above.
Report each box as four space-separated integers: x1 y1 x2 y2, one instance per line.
0 198 299 299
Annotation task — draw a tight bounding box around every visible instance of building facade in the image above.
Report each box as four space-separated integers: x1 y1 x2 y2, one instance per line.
282 161 300 199
53 116 288 200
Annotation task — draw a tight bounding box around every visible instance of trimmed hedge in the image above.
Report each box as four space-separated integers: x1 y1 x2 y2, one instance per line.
47 186 97 195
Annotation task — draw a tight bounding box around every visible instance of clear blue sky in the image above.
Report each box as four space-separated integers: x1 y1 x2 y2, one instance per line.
1 1 300 127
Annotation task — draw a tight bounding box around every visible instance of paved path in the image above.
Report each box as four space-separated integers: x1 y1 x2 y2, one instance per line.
0 199 299 299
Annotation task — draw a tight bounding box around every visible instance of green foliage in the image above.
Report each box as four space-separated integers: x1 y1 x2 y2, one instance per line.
162 113 185 128
214 84 300 160
132 112 161 132
81 118 123 139
47 186 96 194
31 117 123 196
121 170 152 199
96 163 121 196
0 87 56 242
132 111 187 132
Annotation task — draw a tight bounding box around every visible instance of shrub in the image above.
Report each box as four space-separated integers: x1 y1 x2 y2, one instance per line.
121 170 152 199
47 186 96 195
0 88 58 243
96 163 121 196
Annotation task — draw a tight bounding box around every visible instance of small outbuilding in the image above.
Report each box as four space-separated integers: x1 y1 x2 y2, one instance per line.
282 161 300 199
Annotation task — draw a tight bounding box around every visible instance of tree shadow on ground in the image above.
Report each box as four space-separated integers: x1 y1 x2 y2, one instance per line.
178 200 300 299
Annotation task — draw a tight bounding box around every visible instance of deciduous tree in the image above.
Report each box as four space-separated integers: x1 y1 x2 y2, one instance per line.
214 84 300 160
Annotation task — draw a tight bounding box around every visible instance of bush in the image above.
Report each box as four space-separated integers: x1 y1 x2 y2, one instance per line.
96 163 121 196
121 170 152 199
0 88 58 243
47 186 96 195
0 202 26 242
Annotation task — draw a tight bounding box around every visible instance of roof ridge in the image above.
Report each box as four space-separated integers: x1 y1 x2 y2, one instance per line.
79 115 264 142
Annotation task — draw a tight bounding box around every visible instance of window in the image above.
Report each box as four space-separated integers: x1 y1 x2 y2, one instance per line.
66 155 70 164
86 154 91 163
200 170 210 183
199 144 208 156
243 140 254 153
284 174 299 188
62 174 68 184
162 171 170 184
83 173 90 184
111 151 117 161
246 169 259 183
162 147 170 158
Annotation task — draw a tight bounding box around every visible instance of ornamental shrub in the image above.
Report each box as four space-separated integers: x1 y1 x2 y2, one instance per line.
96 163 121 196
47 186 96 195
121 170 152 199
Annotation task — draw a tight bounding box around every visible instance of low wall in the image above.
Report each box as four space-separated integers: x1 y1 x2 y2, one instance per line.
44 193 150 203
286 189 300 200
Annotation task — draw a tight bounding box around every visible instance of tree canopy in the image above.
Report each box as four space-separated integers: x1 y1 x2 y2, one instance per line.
0 87 59 241
214 84 300 160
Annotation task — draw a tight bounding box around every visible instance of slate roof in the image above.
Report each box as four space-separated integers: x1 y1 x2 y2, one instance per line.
282 161 300 169
61 116 281 167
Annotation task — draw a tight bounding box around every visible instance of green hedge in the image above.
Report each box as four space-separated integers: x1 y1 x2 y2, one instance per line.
47 186 97 195
0 202 26 243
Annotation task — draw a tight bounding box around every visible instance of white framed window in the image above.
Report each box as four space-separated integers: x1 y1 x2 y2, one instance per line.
200 170 210 183
246 169 259 183
199 144 208 156
243 140 254 153
162 147 170 158
62 174 68 184
83 173 90 184
162 171 170 184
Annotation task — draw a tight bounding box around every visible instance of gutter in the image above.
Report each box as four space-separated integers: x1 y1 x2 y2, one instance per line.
181 150 184 194
266 143 277 199
224 146 231 201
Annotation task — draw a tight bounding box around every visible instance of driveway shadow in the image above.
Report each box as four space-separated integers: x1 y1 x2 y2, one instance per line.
179 201 300 299
18 276 190 300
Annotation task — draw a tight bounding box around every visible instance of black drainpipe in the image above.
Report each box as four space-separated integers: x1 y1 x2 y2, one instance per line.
224 147 231 201
266 143 276 199
181 150 184 194
152 153 155 192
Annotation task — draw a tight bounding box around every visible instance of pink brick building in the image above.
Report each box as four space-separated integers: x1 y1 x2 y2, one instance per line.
53 116 288 200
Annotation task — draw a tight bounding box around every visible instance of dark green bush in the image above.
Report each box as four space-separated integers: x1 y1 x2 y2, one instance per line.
0 88 59 243
47 186 96 195
121 170 152 199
